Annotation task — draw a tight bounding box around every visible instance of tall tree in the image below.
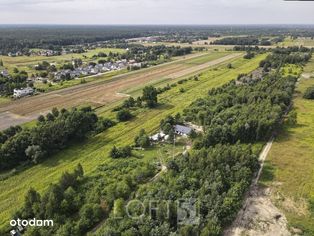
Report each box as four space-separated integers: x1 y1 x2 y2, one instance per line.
142 86 158 108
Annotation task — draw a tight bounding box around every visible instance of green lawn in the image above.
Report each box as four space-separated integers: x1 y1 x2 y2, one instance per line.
0 54 266 231
260 59 314 235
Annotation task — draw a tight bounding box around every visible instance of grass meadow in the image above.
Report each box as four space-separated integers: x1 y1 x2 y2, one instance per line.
0 54 266 231
260 59 314 235
278 37 314 48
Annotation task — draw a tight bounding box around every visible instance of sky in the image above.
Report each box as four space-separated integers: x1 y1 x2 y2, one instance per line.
0 0 314 25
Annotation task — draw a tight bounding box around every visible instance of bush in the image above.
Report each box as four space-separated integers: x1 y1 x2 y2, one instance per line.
303 86 314 99
95 118 115 133
110 146 132 158
116 109 132 122
134 129 151 148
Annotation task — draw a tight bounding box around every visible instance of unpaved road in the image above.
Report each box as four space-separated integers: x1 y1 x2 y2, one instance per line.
0 53 241 130
224 137 291 236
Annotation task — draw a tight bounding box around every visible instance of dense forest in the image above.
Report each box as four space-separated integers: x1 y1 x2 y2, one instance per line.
1 25 314 54
183 75 296 148
6 47 311 235
96 144 258 236
211 36 284 46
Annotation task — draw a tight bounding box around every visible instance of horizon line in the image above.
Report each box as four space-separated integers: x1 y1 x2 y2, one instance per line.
1 23 314 27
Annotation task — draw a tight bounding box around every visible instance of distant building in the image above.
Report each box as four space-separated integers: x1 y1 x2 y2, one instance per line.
13 87 34 98
174 125 192 136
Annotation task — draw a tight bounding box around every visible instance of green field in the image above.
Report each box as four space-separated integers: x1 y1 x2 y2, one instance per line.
0 47 126 74
260 59 314 235
278 37 314 48
0 54 266 231
120 51 233 95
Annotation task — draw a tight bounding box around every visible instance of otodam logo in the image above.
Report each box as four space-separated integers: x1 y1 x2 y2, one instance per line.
10 218 54 227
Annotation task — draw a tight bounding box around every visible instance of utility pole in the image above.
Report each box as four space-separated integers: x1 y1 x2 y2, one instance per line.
173 133 176 159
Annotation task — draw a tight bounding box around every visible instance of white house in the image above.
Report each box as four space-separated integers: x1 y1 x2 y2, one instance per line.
13 87 34 98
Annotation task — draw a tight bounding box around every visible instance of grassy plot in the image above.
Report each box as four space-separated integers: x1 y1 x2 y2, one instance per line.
278 37 314 48
260 59 314 235
0 54 266 231
0 48 125 74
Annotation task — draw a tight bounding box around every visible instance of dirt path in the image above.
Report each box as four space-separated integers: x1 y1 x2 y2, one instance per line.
0 53 241 130
150 164 167 182
224 136 291 236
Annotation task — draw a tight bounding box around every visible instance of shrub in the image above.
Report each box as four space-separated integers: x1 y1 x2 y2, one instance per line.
116 109 132 122
303 86 314 99
134 129 151 148
110 146 132 158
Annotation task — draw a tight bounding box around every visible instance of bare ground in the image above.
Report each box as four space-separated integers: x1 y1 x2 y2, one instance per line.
224 138 292 236
0 53 241 130
224 185 291 236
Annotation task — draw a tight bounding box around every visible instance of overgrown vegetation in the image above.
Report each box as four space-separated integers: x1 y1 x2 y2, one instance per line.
97 144 259 236
303 86 314 99
1 48 304 235
0 107 111 171
93 48 304 235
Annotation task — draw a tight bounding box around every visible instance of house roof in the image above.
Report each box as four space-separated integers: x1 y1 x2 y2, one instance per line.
174 125 192 135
